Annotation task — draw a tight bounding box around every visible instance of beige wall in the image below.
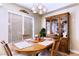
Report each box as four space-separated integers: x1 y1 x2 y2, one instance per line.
3 3 32 16
0 7 8 42
42 4 79 54
33 14 42 34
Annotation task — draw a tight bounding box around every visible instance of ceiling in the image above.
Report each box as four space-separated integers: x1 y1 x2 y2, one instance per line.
16 3 73 13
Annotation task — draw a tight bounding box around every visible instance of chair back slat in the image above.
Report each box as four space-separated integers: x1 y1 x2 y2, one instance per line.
1 41 12 56
51 39 61 56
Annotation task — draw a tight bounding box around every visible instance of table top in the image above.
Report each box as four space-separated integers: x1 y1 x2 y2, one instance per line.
13 38 55 55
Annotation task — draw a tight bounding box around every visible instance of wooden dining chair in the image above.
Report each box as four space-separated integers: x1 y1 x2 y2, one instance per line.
38 39 62 56
50 39 62 56
1 41 12 56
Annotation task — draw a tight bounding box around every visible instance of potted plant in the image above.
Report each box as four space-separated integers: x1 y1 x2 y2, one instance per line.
39 28 46 37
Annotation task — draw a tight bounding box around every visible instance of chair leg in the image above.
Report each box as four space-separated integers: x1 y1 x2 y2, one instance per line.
51 51 57 56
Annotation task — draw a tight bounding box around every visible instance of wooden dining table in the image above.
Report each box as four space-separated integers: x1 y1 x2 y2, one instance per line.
13 38 55 56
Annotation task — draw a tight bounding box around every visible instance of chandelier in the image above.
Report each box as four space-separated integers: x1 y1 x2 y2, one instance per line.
31 3 47 14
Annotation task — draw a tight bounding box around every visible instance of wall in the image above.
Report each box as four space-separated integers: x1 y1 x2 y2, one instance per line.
42 4 79 54
33 14 42 34
0 6 8 42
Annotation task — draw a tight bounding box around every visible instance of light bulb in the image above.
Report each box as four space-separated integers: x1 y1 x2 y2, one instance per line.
38 4 43 10
39 10 43 14
43 8 47 12
32 7 36 10
33 10 37 13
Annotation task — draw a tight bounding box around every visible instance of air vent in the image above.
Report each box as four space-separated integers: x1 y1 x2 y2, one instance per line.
20 10 29 14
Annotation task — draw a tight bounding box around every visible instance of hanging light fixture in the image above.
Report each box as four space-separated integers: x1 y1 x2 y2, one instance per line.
32 3 47 15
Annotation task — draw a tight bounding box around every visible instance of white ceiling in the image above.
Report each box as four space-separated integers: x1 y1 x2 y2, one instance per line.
16 3 73 13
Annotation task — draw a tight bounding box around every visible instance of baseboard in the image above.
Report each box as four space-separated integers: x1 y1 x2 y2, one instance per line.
70 49 79 54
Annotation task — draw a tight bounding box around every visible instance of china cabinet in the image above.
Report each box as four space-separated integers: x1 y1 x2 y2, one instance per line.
46 12 70 53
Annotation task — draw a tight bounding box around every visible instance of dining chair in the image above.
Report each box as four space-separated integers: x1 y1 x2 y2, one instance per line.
50 39 61 56
0 41 30 56
1 41 12 56
38 38 62 56
0 41 9 56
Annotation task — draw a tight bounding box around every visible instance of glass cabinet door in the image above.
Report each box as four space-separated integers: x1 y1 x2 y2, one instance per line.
46 20 50 34
51 16 59 35
60 14 69 38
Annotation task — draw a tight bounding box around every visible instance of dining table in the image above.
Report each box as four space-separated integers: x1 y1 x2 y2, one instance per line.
12 37 55 56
